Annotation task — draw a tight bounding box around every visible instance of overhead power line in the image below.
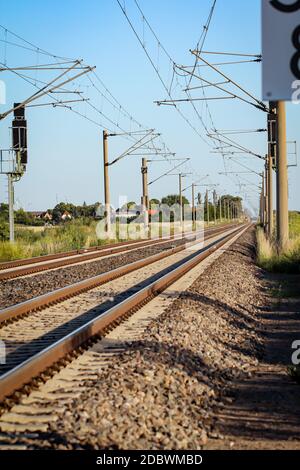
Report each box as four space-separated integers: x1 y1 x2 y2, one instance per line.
0 24 179 162
190 50 268 112
149 159 190 186
116 0 211 146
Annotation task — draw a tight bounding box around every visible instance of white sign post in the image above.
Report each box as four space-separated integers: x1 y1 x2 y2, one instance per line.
262 0 300 101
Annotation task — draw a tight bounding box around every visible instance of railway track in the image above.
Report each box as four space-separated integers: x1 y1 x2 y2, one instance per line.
0 223 249 405
0 223 241 322
0 223 238 281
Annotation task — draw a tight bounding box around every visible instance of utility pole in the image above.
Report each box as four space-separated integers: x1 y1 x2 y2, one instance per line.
103 130 111 236
261 172 265 229
276 101 289 250
206 189 209 226
179 173 183 227
267 154 273 238
141 157 149 233
219 197 222 223
8 174 14 243
213 190 217 225
192 183 195 227
260 186 263 225
264 162 269 233
223 198 227 221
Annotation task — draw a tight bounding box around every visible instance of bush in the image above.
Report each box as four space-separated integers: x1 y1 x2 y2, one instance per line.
58 222 88 250
15 228 43 244
0 219 103 261
0 221 9 242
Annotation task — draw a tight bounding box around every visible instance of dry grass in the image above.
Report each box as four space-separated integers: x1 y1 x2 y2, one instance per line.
0 221 105 261
257 227 300 274
257 228 274 262
0 217 237 262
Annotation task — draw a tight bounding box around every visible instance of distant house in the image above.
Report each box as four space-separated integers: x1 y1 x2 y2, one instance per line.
61 211 72 221
43 211 53 221
28 211 44 219
28 211 53 221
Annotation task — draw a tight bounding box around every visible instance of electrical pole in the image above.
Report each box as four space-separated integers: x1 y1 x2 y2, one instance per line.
179 173 183 227
261 172 265 229
103 130 111 236
8 174 14 243
267 154 273 238
276 101 289 250
213 190 217 225
141 157 149 233
219 197 222 223
192 183 195 227
206 189 209 226
264 162 269 233
260 186 263 225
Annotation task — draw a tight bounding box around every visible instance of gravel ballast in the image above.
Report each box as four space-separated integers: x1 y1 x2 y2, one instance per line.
9 227 266 450
0 240 186 309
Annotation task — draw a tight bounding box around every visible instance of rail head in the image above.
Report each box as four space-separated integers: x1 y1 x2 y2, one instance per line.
0 224 250 402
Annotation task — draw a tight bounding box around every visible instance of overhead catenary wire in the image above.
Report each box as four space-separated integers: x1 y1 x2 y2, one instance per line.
0 26 178 161
0 61 95 120
0 24 74 61
227 157 263 176
179 21 267 182
174 64 266 111
183 0 223 158
173 0 218 139
116 0 210 146
1 11 260 213
196 59 261 67
190 50 268 112
209 133 264 160
133 0 174 63
200 50 262 58
211 129 267 135
149 159 190 186
187 0 217 88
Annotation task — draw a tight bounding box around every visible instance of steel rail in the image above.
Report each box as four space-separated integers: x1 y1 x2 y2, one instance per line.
0 225 222 271
0 224 238 281
0 224 249 402
0 238 180 281
0 239 147 270
0 225 239 324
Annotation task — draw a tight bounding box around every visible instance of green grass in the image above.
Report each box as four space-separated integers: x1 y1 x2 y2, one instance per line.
257 212 300 274
289 211 300 239
0 217 239 262
0 220 109 261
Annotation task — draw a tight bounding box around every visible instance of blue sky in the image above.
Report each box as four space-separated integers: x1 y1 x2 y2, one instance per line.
0 0 299 213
